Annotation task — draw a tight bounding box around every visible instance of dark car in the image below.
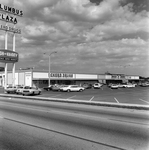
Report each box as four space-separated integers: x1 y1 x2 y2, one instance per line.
43 85 53 91
82 83 92 89
51 85 61 91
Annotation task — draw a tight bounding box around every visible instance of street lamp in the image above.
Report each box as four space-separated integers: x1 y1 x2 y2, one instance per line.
44 51 57 86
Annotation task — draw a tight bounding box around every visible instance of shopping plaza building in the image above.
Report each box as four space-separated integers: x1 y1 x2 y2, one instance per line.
0 69 140 88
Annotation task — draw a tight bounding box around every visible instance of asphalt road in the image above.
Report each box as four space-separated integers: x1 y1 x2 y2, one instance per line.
0 97 149 150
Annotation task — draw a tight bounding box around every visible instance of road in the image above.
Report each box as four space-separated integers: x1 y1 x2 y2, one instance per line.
0 97 149 150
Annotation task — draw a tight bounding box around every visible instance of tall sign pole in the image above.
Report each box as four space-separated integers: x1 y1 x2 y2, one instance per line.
4 22 8 89
12 24 16 86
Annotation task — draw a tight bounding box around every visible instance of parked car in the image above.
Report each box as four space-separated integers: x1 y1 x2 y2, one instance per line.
22 87 41 96
43 85 53 91
118 83 128 88
16 86 31 94
51 85 61 91
5 85 21 94
82 83 92 89
140 82 149 87
126 83 136 88
60 85 85 92
110 84 119 89
93 83 103 89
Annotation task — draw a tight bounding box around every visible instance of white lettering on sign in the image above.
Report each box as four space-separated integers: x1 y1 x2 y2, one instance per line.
50 73 73 78
0 24 21 34
0 4 23 17
111 75 126 79
0 13 18 24
0 51 18 57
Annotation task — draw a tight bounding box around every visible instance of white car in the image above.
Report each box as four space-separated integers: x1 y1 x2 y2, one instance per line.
118 83 128 88
16 86 31 94
110 84 119 89
22 87 41 96
60 85 85 92
126 83 136 88
5 85 22 94
93 83 103 89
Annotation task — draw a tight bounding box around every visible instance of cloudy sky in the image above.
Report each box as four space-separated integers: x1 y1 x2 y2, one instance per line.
0 0 149 77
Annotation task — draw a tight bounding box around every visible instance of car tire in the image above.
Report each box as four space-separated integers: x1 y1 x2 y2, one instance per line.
67 89 70 92
79 89 83 92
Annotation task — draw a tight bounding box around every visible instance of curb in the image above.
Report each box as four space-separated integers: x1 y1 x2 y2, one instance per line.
0 94 149 110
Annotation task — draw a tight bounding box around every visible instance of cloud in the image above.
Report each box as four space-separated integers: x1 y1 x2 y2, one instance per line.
0 0 148 76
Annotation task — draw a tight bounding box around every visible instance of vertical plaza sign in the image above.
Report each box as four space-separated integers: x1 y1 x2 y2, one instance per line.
0 3 23 63
0 3 23 88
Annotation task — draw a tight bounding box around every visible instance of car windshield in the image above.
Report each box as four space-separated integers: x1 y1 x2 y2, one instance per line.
71 85 78 87
62 85 69 87
19 87 23 89
24 86 30 89
7 86 13 88
30 87 37 89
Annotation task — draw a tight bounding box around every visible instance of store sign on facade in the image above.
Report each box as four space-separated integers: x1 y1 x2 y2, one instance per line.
111 74 126 79
50 73 74 78
0 49 19 63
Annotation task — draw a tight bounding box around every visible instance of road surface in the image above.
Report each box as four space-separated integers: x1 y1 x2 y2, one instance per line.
0 97 149 150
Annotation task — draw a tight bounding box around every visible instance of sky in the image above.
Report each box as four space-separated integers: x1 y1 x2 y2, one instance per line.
0 0 149 77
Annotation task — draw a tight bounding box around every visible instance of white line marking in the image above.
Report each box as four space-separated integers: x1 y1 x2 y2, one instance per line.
114 97 119 103
49 94 61 98
139 99 149 104
89 96 94 101
67 95 76 99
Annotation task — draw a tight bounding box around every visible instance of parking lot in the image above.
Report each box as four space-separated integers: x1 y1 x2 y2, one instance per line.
37 86 149 106
0 86 149 106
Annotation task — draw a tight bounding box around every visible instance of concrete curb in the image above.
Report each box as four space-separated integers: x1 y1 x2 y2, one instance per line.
0 93 149 110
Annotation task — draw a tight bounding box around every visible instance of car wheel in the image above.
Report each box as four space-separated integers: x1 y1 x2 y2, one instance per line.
32 92 34 95
79 89 83 92
67 89 70 92
38 92 41 95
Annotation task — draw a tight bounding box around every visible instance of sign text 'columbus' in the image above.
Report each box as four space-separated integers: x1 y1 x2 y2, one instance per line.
0 4 23 17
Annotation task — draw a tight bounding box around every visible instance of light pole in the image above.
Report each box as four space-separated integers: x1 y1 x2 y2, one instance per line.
44 51 57 86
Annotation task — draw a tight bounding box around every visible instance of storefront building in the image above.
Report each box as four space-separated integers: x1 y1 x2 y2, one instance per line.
0 69 140 88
